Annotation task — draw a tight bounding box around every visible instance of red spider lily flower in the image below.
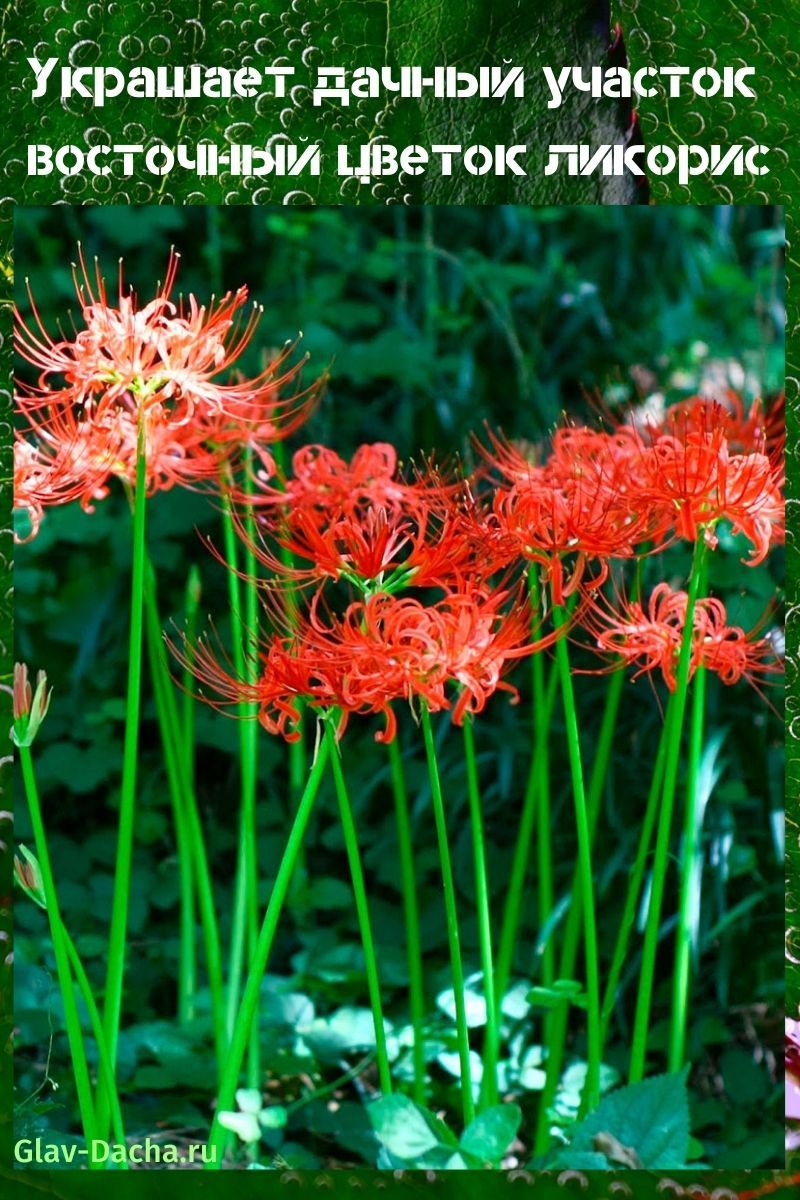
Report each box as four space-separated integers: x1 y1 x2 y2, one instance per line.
631 401 784 565
245 442 425 519
225 482 500 596
584 581 782 692
481 425 660 604
622 389 784 461
15 249 321 532
14 431 116 541
17 247 313 424
175 583 557 744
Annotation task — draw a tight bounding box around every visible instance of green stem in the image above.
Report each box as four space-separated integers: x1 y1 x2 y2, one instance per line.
600 708 670 1044
272 440 308 916
220 493 259 1093
19 745 99 1157
99 417 146 1139
206 732 331 1167
325 723 392 1095
143 567 227 1075
552 602 601 1114
178 567 201 1024
419 704 475 1127
243 458 262 1088
558 666 625 983
462 715 498 1109
494 665 558 1009
535 665 624 1151
142 577 201 1032
182 565 201 786
62 930 128 1159
387 734 426 1104
668 662 707 1072
629 538 707 1084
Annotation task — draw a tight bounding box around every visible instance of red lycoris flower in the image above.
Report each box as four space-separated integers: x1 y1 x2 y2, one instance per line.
14 249 320 534
177 583 555 744
585 581 782 691
621 398 784 565
481 424 660 604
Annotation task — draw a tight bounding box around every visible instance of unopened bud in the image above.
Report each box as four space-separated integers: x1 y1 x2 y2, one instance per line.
11 663 52 747
14 845 47 909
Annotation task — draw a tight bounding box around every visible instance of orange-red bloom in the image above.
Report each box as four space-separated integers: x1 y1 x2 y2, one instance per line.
628 401 784 565
585 581 782 691
178 583 554 744
14 248 320 535
481 425 660 603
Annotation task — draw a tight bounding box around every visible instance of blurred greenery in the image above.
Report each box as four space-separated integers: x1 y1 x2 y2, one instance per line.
12 205 784 1169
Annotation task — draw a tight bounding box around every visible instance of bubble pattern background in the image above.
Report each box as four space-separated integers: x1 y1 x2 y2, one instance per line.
1 0 640 210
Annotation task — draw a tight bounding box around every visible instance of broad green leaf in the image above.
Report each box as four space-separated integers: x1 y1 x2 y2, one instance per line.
217 1110 261 1144
460 1103 522 1165
367 1094 440 1160
436 982 487 1026
623 0 797 205
553 1071 691 1170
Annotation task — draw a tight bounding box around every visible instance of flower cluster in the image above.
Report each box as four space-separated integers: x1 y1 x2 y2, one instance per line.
180 444 544 742
14 253 784 737
481 393 784 603
184 581 548 744
14 249 322 537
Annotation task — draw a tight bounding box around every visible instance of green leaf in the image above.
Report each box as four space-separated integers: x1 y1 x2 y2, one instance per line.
367 1095 440 1160
436 982 487 1026
300 1005 388 1063
218 1110 261 1144
553 1071 691 1170
527 979 587 1009
626 1 797 206
460 1103 522 1165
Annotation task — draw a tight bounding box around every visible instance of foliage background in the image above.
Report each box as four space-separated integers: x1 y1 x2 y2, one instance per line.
10 204 785 1175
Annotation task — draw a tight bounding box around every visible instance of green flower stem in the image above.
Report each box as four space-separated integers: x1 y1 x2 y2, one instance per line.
552 601 601 1114
242 451 262 1091
271 440 309 915
419 703 475 1127
462 714 499 1110
62 930 128 1159
493 665 558 1010
324 722 392 1095
18 744 99 1158
206 732 331 1168
527 571 555 990
629 538 707 1084
182 566 201 784
141 564 195 1031
558 666 624 982
178 566 202 1024
600 709 669 1045
220 491 260 1090
387 733 426 1104
535 665 624 1150
98 417 146 1140
668 660 707 1073
143 568 226 1075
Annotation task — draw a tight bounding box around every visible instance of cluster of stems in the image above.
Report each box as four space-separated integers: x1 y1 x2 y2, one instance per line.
15 440 762 1169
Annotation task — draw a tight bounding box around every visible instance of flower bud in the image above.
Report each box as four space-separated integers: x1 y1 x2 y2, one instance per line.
14 844 47 910
11 663 52 747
